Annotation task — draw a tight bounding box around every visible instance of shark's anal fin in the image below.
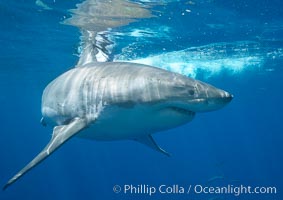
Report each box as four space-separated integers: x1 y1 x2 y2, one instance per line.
3 117 87 190
135 135 171 157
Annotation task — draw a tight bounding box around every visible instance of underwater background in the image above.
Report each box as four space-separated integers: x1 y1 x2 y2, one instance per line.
0 0 282 199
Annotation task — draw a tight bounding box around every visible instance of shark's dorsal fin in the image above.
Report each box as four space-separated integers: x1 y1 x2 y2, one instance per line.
3 117 87 190
135 135 171 157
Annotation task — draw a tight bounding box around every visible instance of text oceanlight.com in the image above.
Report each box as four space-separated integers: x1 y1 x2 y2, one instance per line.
113 184 277 197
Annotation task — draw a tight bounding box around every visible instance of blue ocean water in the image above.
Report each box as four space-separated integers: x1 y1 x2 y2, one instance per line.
0 0 282 200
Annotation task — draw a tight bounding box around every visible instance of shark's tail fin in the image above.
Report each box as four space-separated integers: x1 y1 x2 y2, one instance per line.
3 118 87 190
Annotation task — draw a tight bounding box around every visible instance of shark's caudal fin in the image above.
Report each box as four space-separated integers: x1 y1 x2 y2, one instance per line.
3 118 87 190
135 135 171 157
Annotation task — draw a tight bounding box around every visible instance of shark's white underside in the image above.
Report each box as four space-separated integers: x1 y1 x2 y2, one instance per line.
76 104 195 140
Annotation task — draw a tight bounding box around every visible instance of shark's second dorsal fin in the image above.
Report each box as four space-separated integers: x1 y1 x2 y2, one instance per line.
135 135 171 157
3 117 87 190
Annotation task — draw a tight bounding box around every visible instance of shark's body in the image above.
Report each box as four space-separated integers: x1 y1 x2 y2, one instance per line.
4 62 232 189
43 62 198 140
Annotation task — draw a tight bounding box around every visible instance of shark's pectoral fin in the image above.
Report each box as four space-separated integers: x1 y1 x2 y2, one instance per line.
3 117 87 190
135 135 171 157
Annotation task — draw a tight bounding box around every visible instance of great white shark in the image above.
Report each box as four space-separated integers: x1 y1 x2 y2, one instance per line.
3 62 232 189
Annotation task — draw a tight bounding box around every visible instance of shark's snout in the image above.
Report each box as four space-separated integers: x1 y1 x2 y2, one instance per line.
182 81 233 112
201 87 233 112
223 91 233 103
208 89 233 102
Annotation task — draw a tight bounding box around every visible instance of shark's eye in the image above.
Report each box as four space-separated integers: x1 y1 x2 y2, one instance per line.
189 90 195 95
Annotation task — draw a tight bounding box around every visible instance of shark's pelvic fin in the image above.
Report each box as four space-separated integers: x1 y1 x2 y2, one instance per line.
135 135 171 157
3 117 87 190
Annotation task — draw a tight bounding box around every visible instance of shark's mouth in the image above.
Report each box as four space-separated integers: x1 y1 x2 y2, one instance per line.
170 106 195 116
